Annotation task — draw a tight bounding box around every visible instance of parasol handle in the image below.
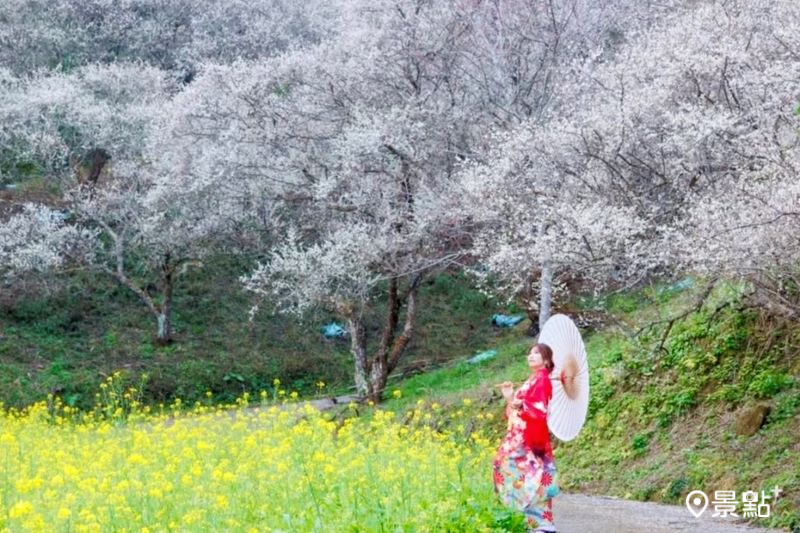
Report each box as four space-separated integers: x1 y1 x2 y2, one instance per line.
559 356 580 400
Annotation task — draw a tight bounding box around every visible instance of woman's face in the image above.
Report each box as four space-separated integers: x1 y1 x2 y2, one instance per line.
527 347 543 371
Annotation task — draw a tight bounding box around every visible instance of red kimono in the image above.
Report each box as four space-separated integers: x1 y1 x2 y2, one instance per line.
518 367 553 455
493 368 559 531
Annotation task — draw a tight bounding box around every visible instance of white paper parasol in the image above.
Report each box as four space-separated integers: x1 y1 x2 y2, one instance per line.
537 314 589 441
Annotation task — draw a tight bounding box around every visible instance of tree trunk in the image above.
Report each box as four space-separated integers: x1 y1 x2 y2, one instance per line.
341 276 423 404
155 267 173 345
106 229 178 345
377 277 400 361
155 312 171 345
346 315 370 399
521 269 540 336
539 259 553 332
537 220 553 332
366 276 421 403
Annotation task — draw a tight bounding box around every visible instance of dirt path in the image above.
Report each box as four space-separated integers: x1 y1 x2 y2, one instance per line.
555 493 786 532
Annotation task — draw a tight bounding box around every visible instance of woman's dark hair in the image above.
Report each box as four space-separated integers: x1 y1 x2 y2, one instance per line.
533 343 555 373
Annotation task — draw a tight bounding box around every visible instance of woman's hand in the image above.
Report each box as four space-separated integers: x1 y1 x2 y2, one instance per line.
497 381 515 401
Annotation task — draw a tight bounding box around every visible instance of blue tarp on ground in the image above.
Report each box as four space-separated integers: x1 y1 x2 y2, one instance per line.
658 277 695 296
466 349 497 364
491 314 524 327
321 323 347 338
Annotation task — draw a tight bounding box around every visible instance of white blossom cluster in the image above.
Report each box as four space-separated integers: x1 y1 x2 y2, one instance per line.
456 0 800 316
0 0 339 81
0 204 94 278
1 0 800 340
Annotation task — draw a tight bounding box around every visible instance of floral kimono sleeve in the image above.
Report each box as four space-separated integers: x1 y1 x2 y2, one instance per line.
520 369 552 453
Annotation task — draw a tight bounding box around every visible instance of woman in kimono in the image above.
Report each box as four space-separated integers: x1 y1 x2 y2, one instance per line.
493 343 560 532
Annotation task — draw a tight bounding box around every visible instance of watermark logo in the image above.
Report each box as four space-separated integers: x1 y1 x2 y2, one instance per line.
685 486 782 519
685 490 708 518
711 490 738 517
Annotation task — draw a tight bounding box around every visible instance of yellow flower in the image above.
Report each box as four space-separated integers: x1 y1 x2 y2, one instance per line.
0 376 502 532
127 453 146 465
213 495 230 510
9 501 34 518
392 390 402 399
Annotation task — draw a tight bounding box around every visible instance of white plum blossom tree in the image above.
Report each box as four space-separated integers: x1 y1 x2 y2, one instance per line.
663 0 800 317
0 63 243 343
458 0 800 329
451 1 681 329
235 0 506 401
457 124 651 332
239 0 694 398
566 0 800 317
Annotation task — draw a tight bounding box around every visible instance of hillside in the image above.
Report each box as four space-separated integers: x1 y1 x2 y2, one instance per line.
378 281 800 530
2 271 798 529
0 267 518 408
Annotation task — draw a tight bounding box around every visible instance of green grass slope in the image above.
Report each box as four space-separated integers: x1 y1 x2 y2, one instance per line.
0 266 519 408
380 281 800 530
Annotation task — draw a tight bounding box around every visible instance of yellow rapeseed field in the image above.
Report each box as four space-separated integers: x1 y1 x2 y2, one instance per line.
0 375 505 532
